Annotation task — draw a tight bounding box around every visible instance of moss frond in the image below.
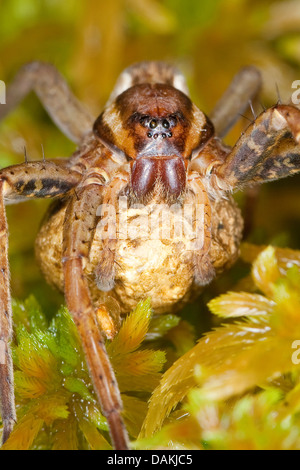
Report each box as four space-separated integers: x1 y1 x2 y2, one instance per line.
1 298 168 449
138 245 300 449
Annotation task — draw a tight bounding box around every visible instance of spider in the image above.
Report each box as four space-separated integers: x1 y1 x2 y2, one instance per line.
0 61 300 450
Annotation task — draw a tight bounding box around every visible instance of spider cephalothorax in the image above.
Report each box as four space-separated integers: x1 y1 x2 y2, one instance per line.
94 82 214 201
1 61 300 450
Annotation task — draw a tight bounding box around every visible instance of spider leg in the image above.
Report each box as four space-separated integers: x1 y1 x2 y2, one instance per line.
210 66 262 138
0 181 15 443
212 104 300 190
0 161 81 203
94 175 128 292
62 176 129 450
0 62 95 143
186 172 215 285
0 160 81 444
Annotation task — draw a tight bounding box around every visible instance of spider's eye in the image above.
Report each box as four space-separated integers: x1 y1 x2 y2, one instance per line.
149 119 157 129
162 119 170 129
139 115 149 126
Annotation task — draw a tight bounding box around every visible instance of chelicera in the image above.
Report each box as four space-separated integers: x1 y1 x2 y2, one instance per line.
0 61 300 450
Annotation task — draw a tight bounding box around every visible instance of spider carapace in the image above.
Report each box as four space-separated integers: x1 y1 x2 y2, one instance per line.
1 61 300 449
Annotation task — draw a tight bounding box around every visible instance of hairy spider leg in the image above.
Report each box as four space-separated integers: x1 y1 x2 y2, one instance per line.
0 160 81 443
0 61 95 143
62 174 129 450
210 66 262 138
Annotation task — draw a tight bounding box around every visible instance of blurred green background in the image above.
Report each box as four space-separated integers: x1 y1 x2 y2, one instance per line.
0 0 300 323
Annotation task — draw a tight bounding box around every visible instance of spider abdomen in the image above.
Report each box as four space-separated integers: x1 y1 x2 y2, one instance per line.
35 193 243 314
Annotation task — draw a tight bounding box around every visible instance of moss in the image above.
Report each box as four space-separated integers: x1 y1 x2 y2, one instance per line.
1 298 175 450
134 245 300 450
